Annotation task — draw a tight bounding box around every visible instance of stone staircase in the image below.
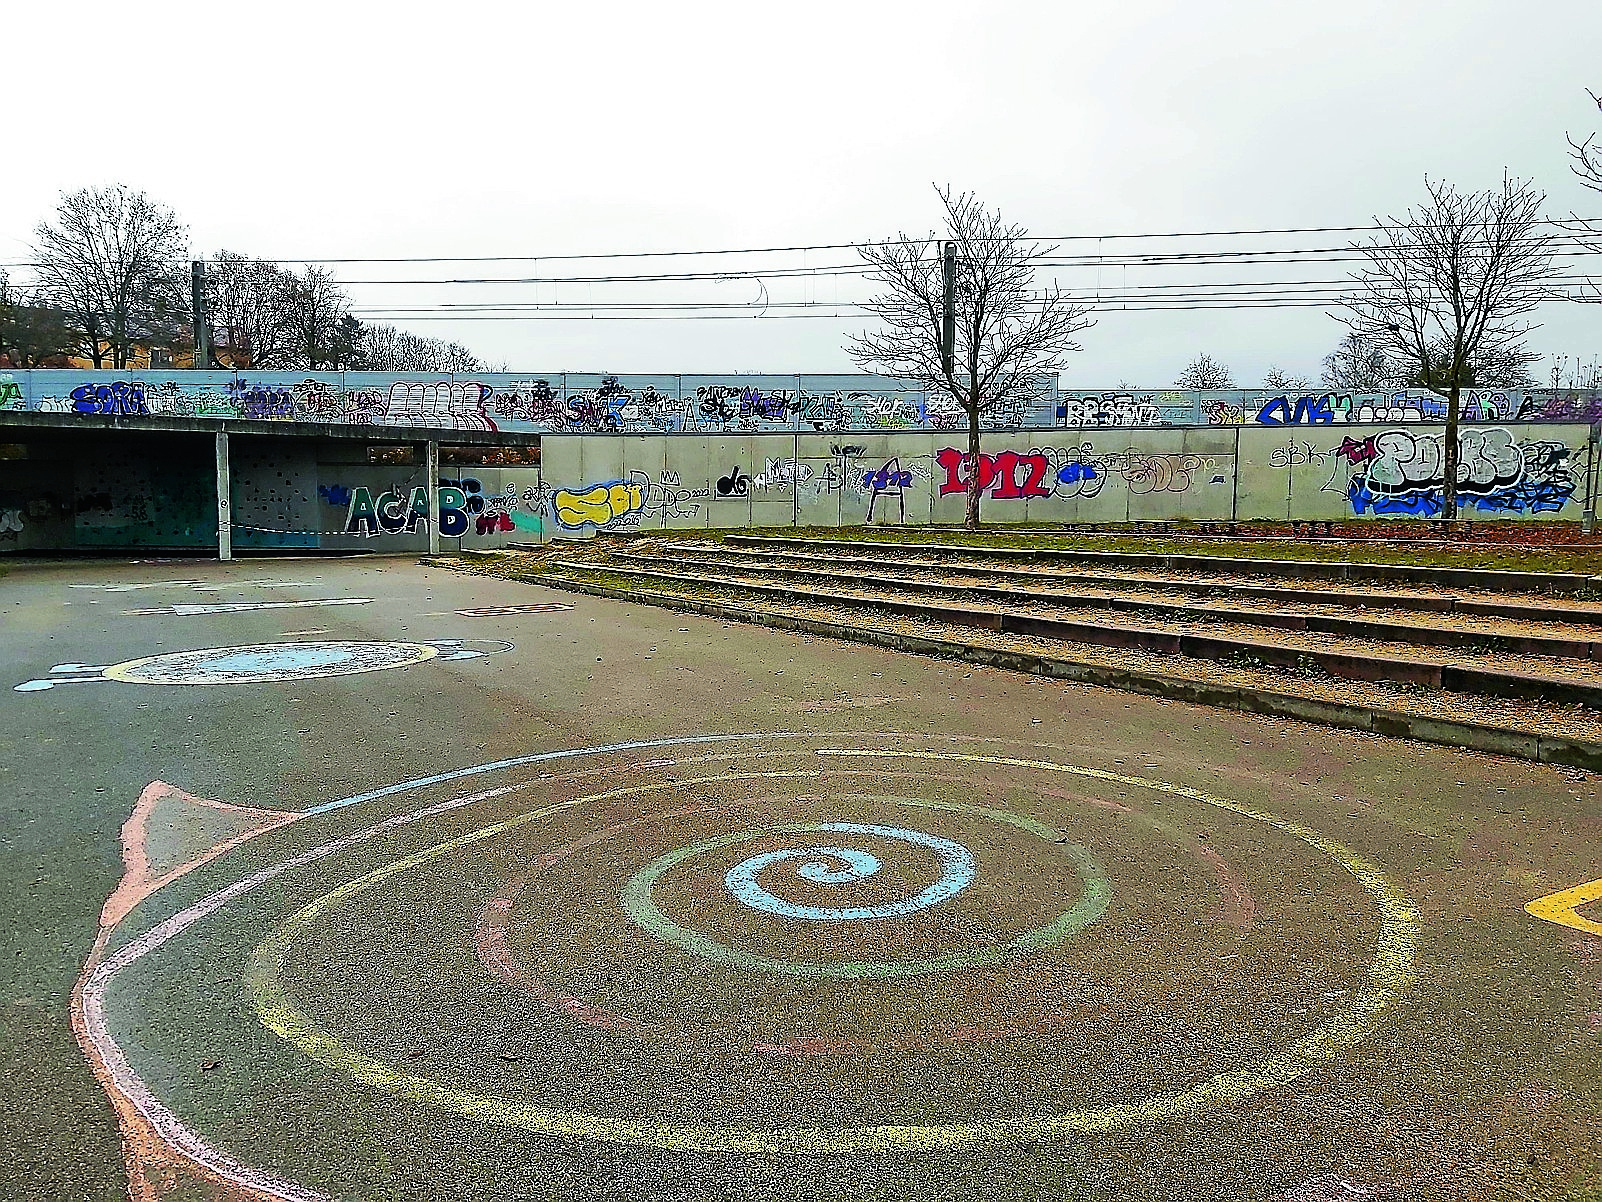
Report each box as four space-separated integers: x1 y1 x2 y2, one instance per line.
510 533 1602 768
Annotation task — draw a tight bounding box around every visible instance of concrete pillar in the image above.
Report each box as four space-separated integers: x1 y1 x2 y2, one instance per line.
215 430 232 562
425 439 440 555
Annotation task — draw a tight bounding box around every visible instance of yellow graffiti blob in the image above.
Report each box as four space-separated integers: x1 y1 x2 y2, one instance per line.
554 482 645 529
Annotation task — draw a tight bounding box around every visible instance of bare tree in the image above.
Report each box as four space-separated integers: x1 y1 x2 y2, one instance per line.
31 186 189 369
847 186 1093 527
1563 88 1602 305
1547 353 1602 392
285 266 351 370
1337 174 1559 519
0 270 78 367
1321 331 1396 391
1175 353 1233 389
357 321 403 371
206 251 301 369
354 321 483 372
1261 366 1310 391
1566 88 1602 198
1407 337 1537 389
439 340 483 373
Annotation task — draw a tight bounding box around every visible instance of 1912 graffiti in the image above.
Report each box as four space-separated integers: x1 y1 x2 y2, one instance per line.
935 448 1054 499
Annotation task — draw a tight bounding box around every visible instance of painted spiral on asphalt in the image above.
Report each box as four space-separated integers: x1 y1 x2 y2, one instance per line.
722 823 975 919
79 731 1422 1202
620 809 1106 977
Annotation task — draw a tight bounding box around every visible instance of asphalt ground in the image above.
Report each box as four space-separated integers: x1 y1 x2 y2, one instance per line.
0 555 1598 1202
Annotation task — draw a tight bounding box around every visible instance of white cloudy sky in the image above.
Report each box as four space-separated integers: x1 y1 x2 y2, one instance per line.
3 0 1599 386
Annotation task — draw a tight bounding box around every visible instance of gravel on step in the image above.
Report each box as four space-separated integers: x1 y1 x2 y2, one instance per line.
537 566 1602 745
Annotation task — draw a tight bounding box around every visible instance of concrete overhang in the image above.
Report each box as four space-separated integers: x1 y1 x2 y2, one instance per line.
0 411 542 446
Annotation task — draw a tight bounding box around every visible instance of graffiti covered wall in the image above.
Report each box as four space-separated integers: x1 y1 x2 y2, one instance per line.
1 423 1593 553
6 369 1601 434
508 423 1594 545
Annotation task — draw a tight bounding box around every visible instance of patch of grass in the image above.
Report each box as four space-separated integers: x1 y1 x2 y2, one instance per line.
672 523 1602 576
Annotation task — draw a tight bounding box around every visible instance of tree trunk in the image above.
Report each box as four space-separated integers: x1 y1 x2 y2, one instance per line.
87 315 104 369
1443 382 1460 522
965 400 981 530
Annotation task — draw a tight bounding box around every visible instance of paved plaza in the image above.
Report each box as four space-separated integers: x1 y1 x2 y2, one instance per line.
2 557 1597 1201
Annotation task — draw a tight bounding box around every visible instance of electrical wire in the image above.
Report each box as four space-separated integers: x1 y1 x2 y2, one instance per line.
3 219 1598 271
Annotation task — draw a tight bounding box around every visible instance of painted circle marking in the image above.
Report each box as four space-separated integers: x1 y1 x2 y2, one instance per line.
236 745 1419 1153
721 823 975 920
475 775 1257 1057
618 802 1103 977
80 733 1420 1202
102 641 440 686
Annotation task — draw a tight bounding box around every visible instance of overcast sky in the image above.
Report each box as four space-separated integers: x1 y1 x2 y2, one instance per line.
4 0 1599 386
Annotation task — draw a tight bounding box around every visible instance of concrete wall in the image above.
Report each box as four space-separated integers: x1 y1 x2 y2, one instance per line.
0 431 216 552
6 368 1601 435
2 422 1595 555
492 422 1593 546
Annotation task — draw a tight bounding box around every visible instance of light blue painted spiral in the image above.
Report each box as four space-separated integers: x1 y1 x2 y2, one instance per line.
723 823 975 920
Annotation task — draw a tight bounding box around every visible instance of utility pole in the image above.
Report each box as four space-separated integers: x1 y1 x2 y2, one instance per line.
941 241 957 381
1585 420 1600 536
190 260 211 369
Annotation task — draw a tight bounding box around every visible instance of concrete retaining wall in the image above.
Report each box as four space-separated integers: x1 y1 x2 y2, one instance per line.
506 424 1596 546
1 422 1595 553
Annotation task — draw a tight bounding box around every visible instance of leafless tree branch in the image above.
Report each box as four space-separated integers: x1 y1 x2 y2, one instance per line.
1337 173 1560 518
847 185 1093 526
31 185 188 370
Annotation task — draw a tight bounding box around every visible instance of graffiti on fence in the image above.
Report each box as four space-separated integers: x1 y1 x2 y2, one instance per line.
715 466 753 499
70 382 148 416
228 377 293 420
641 470 709 521
552 480 647 530
1057 393 1164 428
1268 438 1332 470
10 367 1600 432
1343 428 1579 516
344 485 469 536
864 458 915 522
1255 394 1340 426
935 448 1054 500
472 481 547 535
384 381 497 431
1204 400 1246 426
935 444 1217 502
1119 451 1208 494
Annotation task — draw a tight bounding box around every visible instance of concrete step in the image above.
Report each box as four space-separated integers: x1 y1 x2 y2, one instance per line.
723 535 1602 594
611 549 1602 660
554 559 1602 708
664 542 1602 626
527 567 1602 772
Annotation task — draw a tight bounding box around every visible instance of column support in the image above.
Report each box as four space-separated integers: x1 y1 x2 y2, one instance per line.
425 439 441 555
215 430 232 562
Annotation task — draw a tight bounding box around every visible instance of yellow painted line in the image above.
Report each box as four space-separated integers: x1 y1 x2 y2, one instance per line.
1526 877 1602 937
247 757 1420 1153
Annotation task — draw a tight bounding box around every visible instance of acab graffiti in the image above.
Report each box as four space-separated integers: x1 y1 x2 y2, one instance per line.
344 486 470 536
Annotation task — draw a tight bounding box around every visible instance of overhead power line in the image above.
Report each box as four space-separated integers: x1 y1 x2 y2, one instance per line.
3 217 1597 271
